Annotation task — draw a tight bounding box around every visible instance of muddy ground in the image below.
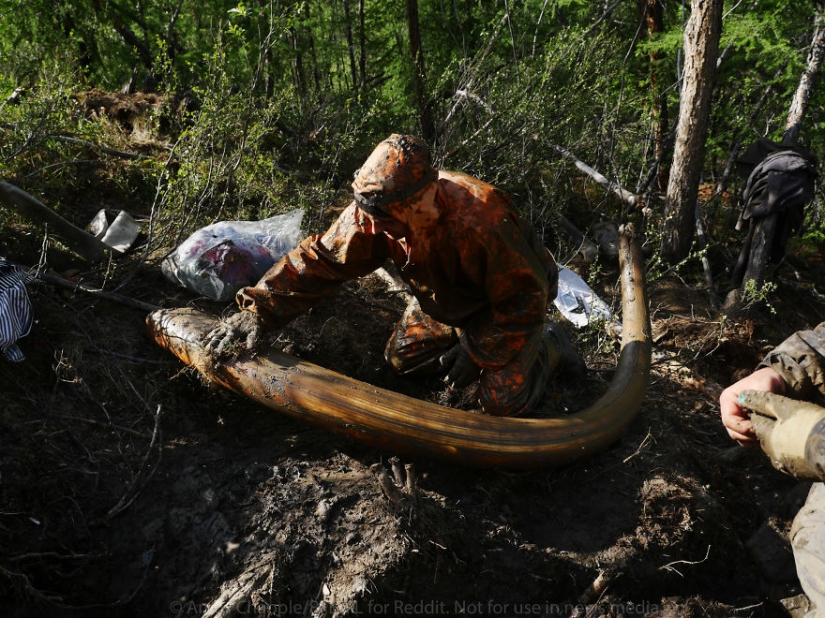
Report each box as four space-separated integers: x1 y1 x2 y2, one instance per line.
2 89 825 618
2 226 824 618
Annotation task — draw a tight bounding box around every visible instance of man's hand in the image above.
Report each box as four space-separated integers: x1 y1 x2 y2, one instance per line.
719 366 788 446
204 310 264 358
439 335 480 389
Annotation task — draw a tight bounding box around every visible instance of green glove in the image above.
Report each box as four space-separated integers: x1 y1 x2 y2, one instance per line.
740 390 825 481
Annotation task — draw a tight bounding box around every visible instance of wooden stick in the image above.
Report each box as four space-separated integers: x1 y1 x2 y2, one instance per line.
0 181 115 263
33 269 159 312
552 145 639 207
36 135 146 160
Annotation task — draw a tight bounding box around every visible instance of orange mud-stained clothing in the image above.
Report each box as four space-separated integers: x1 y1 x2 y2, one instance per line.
237 170 559 416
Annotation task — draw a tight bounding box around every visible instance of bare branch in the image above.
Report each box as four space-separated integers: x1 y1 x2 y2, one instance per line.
33 269 159 313
552 145 638 207
0 181 114 263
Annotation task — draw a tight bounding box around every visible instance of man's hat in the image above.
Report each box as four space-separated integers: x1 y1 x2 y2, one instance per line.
352 134 437 217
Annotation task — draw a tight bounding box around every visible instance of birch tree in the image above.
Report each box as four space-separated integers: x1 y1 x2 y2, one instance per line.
659 0 723 264
783 5 825 146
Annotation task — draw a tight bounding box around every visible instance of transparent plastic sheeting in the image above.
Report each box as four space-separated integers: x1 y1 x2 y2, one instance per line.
553 266 614 328
162 209 304 302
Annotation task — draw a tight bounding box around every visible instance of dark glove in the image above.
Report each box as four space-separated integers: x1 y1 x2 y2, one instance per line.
439 334 480 389
204 310 264 358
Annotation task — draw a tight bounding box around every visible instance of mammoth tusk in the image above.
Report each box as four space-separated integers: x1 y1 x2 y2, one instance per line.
146 229 651 469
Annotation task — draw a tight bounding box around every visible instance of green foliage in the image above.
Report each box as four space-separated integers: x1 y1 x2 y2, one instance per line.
0 0 823 295
740 278 778 314
0 60 86 183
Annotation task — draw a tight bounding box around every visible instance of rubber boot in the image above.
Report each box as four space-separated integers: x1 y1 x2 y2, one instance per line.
544 321 587 379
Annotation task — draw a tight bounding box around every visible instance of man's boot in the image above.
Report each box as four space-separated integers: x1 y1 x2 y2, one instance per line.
544 321 587 379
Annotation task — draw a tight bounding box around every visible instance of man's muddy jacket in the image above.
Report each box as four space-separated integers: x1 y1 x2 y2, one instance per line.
759 325 825 610
762 322 825 402
237 170 558 373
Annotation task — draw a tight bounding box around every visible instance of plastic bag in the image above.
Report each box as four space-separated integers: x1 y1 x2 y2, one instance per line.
88 209 140 253
552 266 613 329
162 209 304 302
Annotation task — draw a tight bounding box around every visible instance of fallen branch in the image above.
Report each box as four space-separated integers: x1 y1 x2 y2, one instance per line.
35 134 146 160
97 405 163 524
0 181 115 263
34 269 160 312
552 145 639 207
659 545 712 577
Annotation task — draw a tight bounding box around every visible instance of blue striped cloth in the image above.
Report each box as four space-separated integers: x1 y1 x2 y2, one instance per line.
0 259 34 362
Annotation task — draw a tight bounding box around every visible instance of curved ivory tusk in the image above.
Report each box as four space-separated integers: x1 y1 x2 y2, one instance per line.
146 229 651 469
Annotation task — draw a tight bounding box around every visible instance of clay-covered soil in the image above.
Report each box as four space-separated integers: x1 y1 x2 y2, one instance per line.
2 234 823 618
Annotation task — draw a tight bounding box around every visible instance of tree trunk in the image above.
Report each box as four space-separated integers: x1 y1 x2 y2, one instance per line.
406 0 435 140
640 0 669 192
783 6 825 146
358 0 366 91
343 0 358 94
660 0 722 264
289 27 306 96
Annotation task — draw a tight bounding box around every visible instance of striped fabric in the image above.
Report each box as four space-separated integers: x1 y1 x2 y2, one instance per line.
0 259 34 362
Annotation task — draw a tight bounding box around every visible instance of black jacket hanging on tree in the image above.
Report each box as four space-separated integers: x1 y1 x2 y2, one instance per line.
730 138 818 287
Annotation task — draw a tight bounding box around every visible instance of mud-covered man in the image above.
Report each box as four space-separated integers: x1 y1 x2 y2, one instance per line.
720 325 825 613
205 134 583 417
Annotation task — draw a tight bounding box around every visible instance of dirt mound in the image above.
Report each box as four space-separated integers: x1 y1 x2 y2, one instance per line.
73 88 193 140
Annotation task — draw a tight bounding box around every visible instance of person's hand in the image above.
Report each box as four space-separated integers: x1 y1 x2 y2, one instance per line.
203 310 264 358
439 335 480 389
719 366 787 446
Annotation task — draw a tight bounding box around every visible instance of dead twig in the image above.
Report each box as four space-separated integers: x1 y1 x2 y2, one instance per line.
0 563 64 604
623 428 654 464
659 545 712 577
34 269 159 312
33 134 147 160
54 414 152 438
97 404 163 524
9 551 98 561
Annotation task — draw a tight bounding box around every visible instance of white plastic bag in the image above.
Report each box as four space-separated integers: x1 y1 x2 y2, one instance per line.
162 209 304 302
88 209 140 253
552 266 614 328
